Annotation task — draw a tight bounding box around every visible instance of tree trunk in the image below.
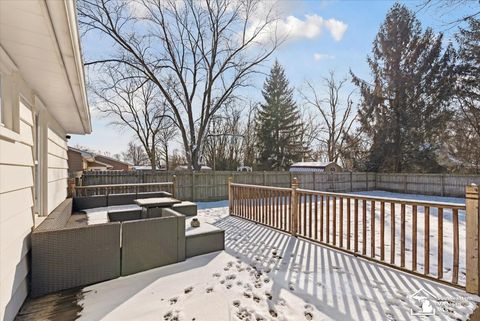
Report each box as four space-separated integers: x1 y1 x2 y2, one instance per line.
191 148 201 171
149 150 156 172
164 143 169 170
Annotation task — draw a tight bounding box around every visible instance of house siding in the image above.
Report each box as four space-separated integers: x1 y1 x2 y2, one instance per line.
0 101 34 321
47 128 68 214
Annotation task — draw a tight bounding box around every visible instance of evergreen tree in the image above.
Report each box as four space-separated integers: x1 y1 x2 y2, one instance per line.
456 17 480 138
256 61 303 170
351 4 456 172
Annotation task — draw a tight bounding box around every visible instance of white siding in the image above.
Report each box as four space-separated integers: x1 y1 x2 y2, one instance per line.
0 103 34 321
47 128 68 214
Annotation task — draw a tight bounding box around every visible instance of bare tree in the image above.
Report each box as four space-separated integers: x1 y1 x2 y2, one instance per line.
78 0 281 170
203 104 244 170
241 101 258 167
122 141 149 165
300 71 356 163
91 65 174 170
156 121 177 170
419 0 479 26
298 109 320 161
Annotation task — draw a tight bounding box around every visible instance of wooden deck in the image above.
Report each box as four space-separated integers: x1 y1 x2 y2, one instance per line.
15 288 86 321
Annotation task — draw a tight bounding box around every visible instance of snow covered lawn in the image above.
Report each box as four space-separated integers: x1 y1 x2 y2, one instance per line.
76 194 478 321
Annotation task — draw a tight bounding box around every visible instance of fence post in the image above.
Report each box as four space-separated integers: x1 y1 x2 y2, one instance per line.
441 174 445 197
290 177 299 236
172 174 177 198
466 184 480 294
228 176 233 214
350 171 353 192
191 171 195 201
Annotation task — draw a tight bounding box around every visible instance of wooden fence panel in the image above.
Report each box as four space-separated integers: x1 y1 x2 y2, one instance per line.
80 171 480 201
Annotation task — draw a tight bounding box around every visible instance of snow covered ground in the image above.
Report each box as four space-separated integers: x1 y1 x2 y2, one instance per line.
76 193 479 321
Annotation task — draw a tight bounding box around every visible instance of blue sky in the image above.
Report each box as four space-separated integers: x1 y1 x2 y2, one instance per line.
71 0 472 156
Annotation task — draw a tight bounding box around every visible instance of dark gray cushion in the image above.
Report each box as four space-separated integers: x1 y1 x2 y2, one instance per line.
186 230 225 258
107 193 137 206
73 196 107 211
108 210 141 222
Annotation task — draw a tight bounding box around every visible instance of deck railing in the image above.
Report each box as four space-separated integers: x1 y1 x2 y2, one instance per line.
229 178 480 293
229 181 292 233
73 179 176 198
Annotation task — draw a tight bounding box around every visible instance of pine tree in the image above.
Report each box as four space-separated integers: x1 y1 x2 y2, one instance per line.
351 4 456 173
456 17 480 138
256 61 303 170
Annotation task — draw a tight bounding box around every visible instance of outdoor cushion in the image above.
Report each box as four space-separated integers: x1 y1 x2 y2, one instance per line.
73 195 107 211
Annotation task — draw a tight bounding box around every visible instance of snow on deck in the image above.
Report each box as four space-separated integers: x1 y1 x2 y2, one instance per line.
74 193 478 321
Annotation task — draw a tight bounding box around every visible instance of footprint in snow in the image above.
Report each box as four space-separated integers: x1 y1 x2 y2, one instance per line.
243 291 252 298
232 300 241 308
206 287 213 293
253 295 261 303
184 286 193 294
236 308 252 320
304 312 313 320
163 311 177 321
269 309 278 318
265 291 272 300
212 273 221 278
169 297 178 305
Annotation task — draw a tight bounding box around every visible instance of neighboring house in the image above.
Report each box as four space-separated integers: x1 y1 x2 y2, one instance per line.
237 166 253 172
289 161 343 173
0 1 91 321
67 146 132 173
132 165 167 171
175 165 213 171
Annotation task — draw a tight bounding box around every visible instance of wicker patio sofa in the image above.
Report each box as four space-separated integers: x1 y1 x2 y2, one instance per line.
31 199 121 297
31 194 221 298
31 199 186 297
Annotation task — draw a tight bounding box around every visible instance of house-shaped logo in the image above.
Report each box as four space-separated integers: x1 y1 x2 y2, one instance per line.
409 288 437 316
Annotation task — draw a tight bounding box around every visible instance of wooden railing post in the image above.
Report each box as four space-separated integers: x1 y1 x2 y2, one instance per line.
290 177 299 236
172 175 177 198
228 176 233 214
466 184 480 294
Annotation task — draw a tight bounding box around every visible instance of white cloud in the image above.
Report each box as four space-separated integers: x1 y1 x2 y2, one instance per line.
313 53 335 61
128 0 149 18
324 18 348 41
246 12 348 44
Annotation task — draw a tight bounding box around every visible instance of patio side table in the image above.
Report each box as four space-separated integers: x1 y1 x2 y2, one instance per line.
134 197 182 218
